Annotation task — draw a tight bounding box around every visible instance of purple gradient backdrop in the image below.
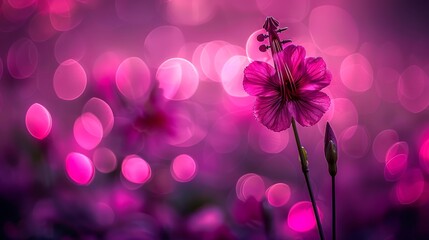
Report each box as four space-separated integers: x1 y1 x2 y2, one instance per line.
1 0 429 239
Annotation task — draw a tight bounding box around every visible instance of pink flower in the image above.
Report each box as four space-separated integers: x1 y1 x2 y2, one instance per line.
243 44 331 132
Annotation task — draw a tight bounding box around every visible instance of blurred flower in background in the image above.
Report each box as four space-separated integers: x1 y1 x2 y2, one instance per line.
1 0 429 239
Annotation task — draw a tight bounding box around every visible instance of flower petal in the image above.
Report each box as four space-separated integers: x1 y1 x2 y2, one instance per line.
254 95 292 132
243 61 278 96
279 45 306 82
290 91 330 127
297 57 331 92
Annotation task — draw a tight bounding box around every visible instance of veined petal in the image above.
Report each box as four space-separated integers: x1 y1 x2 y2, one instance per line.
297 57 331 92
243 61 278 96
254 95 292 132
290 91 330 127
280 45 306 82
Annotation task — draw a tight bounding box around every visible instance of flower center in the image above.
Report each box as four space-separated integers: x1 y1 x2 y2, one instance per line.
273 49 297 101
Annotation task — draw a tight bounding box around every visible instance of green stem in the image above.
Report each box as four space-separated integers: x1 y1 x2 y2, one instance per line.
291 118 325 240
332 175 336 240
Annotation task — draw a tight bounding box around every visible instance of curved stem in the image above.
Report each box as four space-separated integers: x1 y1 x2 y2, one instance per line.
332 175 336 240
291 118 325 240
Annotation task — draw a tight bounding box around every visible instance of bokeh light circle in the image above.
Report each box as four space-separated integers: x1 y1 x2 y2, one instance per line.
340 53 373 92
7 38 38 79
171 154 197 182
214 44 245 78
73 113 103 150
266 183 291 207
192 43 208 81
82 98 114 136
395 169 424 205
327 98 358 134
115 57 151 102
398 65 426 98
165 0 216 26
221 55 250 97
25 103 52 140
339 125 370 158
309 5 359 56
53 59 87 100
248 122 289 154
385 154 408 181
121 155 151 184
93 147 117 174
156 58 199 100
199 40 229 81
386 141 409 164
144 26 185 67
384 141 409 181
236 173 265 202
397 65 429 113
287 201 322 232
260 129 289 154
246 29 273 64
49 0 82 31
373 129 399 163
92 52 122 85
65 152 95 185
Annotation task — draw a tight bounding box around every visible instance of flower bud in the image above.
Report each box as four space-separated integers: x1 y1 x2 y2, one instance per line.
324 122 338 176
299 146 309 172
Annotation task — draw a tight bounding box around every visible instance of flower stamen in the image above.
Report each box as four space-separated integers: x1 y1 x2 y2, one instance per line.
273 54 297 100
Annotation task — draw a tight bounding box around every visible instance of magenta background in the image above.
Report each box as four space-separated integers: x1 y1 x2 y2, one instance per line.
1 0 429 239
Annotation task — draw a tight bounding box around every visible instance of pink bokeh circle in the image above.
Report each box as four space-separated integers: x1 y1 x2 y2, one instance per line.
121 155 151 184
309 5 359 56
171 154 197 182
266 183 291 207
53 59 87 100
395 169 424 205
73 113 103 150
287 201 322 232
398 65 429 113
7 38 38 79
156 58 199 100
144 25 185 67
115 57 152 102
93 147 117 174
65 152 95 185
82 97 114 136
246 29 273 64
25 103 52 140
373 129 399 163
221 55 250 98
340 53 373 92
235 173 265 202
165 0 216 26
